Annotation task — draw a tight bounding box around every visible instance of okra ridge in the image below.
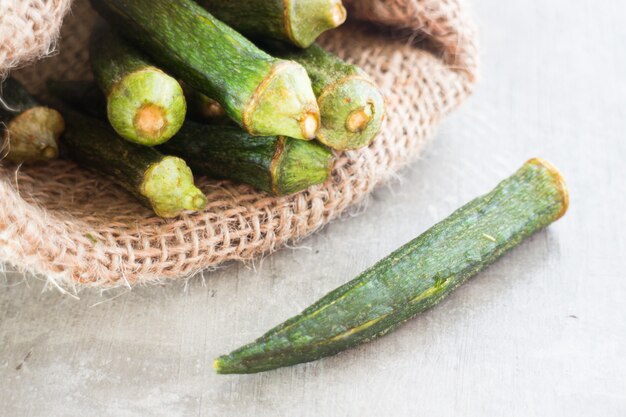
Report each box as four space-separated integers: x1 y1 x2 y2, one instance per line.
269 136 287 196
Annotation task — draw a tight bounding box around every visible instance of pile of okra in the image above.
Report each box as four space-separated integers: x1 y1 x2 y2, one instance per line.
0 0 571 375
1 0 386 218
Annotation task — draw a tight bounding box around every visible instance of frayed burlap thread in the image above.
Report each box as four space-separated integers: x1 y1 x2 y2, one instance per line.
0 0 477 290
0 0 71 74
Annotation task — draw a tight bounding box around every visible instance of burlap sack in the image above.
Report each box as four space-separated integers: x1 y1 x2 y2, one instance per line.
0 0 477 290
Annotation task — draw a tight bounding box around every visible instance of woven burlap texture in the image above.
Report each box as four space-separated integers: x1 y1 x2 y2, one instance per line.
0 0 477 290
0 0 71 73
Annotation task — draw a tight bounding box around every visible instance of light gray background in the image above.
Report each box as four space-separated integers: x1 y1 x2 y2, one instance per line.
2 0 625 416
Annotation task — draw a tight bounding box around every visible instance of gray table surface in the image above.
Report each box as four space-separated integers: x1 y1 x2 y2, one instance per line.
2 1 625 416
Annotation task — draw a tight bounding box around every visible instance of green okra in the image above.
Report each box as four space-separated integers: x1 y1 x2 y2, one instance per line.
62 111 207 218
0 78 64 164
91 0 320 140
270 43 385 151
198 0 347 48
91 28 186 146
215 158 569 373
49 79 334 196
160 123 335 196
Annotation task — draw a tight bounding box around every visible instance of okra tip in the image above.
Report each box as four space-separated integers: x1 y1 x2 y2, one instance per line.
213 354 250 374
243 61 320 140
213 358 224 374
526 157 569 219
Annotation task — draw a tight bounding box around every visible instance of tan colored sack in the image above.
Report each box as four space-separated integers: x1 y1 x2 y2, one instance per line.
0 0 477 290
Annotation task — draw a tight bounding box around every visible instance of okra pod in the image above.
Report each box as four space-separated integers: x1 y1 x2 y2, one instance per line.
0 78 64 164
199 0 347 48
215 158 569 373
62 111 207 218
160 123 335 196
91 28 186 145
91 0 320 140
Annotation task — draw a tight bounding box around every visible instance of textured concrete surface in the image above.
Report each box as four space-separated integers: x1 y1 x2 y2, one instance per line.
1 0 625 416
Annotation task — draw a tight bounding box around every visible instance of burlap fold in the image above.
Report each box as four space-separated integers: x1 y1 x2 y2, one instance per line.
0 0 477 289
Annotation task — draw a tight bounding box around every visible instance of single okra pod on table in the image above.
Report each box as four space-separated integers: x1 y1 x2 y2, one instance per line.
91 0 320 140
160 123 335 196
90 28 186 146
215 158 569 374
270 43 385 151
198 0 347 48
0 78 64 164
62 111 207 218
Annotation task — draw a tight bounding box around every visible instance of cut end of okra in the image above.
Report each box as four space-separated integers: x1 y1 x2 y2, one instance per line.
271 137 334 195
3 107 64 164
300 111 320 140
526 157 569 219
134 103 167 138
346 103 375 133
243 61 320 140
330 1 348 25
141 156 207 218
288 0 347 48
317 75 385 151
107 69 187 146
